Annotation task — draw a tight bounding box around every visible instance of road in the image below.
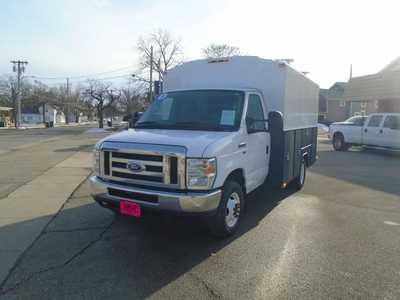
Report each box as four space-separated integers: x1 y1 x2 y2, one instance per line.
0 126 95 155
1 135 400 299
0 126 108 199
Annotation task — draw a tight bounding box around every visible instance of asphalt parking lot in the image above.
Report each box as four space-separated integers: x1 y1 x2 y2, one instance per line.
1 135 400 299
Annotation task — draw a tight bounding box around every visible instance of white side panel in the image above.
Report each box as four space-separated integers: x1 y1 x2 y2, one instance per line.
283 68 319 130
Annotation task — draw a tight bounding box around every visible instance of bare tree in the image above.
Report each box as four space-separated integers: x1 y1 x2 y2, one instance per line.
0 76 17 108
84 80 116 128
137 29 184 80
119 80 148 114
202 43 240 59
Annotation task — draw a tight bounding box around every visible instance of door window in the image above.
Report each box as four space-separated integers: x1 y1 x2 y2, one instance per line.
246 94 266 132
383 115 400 130
367 115 383 127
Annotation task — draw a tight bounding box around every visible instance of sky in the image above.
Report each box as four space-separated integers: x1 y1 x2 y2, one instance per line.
0 0 399 88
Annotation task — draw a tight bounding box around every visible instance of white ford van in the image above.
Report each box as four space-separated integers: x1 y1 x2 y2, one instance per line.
91 56 319 236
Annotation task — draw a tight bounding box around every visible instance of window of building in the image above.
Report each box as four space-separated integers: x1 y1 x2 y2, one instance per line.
339 100 346 107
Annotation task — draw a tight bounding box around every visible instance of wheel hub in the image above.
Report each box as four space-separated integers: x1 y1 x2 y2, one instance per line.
225 192 241 228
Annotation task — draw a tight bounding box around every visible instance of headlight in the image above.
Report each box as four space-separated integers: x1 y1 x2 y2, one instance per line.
93 149 100 176
186 158 217 190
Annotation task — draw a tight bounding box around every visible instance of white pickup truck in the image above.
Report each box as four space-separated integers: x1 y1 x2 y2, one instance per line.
329 113 400 151
91 56 319 236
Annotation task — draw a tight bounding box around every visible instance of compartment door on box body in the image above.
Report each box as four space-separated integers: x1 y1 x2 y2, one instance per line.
244 94 269 192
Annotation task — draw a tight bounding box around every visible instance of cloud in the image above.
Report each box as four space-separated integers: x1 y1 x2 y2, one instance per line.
92 0 111 8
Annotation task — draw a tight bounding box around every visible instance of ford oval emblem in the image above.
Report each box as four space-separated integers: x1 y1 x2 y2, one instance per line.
127 162 144 173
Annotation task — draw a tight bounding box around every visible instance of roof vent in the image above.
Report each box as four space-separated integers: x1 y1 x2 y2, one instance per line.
208 57 230 64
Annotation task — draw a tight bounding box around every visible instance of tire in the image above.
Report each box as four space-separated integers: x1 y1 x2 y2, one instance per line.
291 157 306 190
333 133 350 151
208 180 244 238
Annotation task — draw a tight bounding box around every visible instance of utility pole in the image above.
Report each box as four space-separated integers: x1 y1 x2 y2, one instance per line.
349 64 353 80
149 45 153 103
66 77 70 124
10 60 28 128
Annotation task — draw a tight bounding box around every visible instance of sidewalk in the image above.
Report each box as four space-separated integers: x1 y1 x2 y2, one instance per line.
0 151 93 285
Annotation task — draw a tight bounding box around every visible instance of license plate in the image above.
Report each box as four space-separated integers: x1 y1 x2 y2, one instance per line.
120 201 141 217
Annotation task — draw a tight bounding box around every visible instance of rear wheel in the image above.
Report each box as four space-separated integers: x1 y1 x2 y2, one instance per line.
333 133 350 151
208 180 244 238
291 157 306 190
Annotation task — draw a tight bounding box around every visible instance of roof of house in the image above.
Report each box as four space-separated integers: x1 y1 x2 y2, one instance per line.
344 57 400 101
334 82 346 89
320 82 346 101
380 57 400 73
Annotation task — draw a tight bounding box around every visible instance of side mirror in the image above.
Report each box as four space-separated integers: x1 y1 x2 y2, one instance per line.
246 117 269 133
130 112 143 128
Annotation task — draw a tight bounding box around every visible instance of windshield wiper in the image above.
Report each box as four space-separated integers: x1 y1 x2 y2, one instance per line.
134 121 167 128
172 122 230 131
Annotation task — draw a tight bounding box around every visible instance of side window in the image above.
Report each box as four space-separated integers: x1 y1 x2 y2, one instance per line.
383 116 400 130
246 94 265 132
354 117 365 126
367 115 383 127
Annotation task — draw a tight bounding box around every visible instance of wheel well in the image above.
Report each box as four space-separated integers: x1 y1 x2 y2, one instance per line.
225 169 246 194
333 131 344 140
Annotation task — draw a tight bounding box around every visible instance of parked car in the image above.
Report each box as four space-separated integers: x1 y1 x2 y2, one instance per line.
329 113 400 151
91 56 319 237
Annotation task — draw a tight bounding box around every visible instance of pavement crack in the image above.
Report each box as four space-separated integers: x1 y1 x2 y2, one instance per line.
0 218 115 296
0 172 100 295
189 273 223 299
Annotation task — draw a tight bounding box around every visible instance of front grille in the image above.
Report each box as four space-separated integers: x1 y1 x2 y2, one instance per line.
100 148 183 188
112 171 163 182
112 152 163 162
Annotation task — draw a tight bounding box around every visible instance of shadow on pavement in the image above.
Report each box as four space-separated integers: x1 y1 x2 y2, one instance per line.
0 184 293 298
312 147 400 196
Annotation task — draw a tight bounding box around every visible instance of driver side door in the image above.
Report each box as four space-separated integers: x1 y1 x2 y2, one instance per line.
244 93 269 192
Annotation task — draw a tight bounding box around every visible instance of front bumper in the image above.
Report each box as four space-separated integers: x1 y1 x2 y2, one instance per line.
90 176 221 215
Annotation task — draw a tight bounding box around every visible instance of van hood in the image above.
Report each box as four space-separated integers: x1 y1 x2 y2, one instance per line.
102 128 235 157
330 121 351 126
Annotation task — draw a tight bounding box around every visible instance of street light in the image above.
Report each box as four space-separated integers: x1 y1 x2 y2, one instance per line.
131 74 150 83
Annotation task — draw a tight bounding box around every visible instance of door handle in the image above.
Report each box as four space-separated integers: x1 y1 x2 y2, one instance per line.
364 128 368 133
379 129 383 134
238 142 247 148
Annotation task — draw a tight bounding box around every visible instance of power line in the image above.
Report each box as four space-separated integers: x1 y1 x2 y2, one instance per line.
31 73 133 86
32 64 137 80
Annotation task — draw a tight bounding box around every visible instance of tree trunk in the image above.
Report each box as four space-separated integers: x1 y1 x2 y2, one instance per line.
98 107 103 128
42 103 46 124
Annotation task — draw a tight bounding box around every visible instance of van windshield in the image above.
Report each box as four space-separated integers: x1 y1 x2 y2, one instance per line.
135 90 245 131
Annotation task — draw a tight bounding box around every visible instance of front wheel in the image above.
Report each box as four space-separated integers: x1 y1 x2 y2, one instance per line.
333 133 350 151
208 180 244 238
